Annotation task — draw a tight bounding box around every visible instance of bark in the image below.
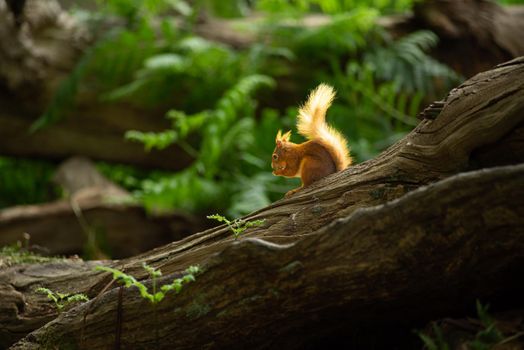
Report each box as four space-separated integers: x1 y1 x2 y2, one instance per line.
0 57 523 348
6 164 524 350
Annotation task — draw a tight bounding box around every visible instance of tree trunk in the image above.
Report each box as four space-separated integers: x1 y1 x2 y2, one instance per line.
1 57 523 349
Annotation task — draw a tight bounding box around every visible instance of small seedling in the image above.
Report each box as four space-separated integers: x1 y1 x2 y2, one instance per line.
96 263 199 350
36 287 89 312
95 263 200 305
417 300 508 350
470 300 504 349
207 214 265 239
417 323 450 350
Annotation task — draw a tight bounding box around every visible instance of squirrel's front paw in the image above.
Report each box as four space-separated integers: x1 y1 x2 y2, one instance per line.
285 188 299 198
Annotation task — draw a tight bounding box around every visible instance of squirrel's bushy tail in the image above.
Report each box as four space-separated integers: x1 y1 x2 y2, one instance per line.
297 84 351 170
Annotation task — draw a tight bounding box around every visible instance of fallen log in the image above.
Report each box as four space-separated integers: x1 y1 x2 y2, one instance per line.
0 157 207 258
12 163 524 350
0 56 523 348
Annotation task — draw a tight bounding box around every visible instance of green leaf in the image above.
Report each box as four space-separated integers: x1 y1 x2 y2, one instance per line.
418 332 438 350
125 130 178 151
95 264 199 305
153 291 165 303
185 265 200 275
66 294 90 303
36 287 59 304
143 262 162 279
144 53 186 72
95 265 138 288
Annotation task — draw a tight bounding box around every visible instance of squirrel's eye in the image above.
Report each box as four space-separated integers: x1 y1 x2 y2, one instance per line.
272 154 278 160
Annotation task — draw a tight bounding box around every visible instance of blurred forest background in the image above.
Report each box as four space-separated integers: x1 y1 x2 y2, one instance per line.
1 1 524 349
1 0 523 259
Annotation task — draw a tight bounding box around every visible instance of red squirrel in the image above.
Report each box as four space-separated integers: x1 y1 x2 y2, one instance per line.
271 83 351 197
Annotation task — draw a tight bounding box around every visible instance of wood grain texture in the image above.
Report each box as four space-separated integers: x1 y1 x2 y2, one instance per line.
7 164 524 350
1 57 523 348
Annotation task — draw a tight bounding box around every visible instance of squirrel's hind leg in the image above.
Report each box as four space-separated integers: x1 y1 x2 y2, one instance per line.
285 187 302 198
300 157 335 187
285 156 335 197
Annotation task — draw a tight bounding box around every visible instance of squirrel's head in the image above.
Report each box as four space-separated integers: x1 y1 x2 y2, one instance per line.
272 130 294 176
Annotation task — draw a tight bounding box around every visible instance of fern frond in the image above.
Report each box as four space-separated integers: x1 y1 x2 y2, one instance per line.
365 30 462 94
132 74 275 213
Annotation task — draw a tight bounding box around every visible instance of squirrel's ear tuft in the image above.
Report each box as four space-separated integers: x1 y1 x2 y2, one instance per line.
276 129 291 143
276 129 282 142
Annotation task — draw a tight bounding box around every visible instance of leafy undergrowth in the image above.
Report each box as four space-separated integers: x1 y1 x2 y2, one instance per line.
21 0 463 219
418 301 524 350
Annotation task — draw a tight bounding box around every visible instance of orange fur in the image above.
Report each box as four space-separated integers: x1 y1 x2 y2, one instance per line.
272 84 351 197
297 83 351 170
